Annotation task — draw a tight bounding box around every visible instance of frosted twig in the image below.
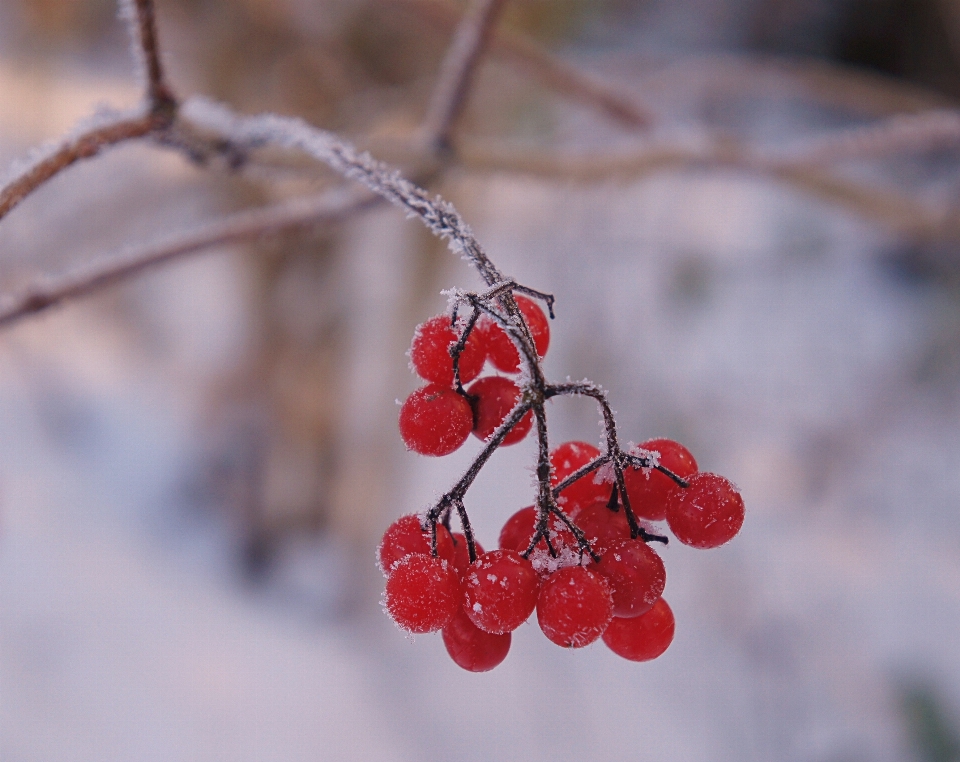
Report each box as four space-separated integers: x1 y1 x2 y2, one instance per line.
419 0 509 152
0 112 155 226
0 187 378 328
118 0 176 117
180 97 507 287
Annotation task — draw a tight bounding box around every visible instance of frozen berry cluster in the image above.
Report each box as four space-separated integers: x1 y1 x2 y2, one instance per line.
379 438 743 671
398 295 549 456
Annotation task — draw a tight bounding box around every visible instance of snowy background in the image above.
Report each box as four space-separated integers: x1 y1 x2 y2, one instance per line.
2 1 960 760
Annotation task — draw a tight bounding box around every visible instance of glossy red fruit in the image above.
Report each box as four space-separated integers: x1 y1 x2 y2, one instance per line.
498 506 577 568
451 533 485 578
549 441 608 512
399 384 473 456
383 554 461 633
537 566 613 648
467 376 532 445
623 439 698 521
665 472 744 549
574 499 631 555
602 597 675 661
479 295 550 373
378 514 456 577
409 315 486 386
594 538 666 618
442 607 512 672
463 550 540 634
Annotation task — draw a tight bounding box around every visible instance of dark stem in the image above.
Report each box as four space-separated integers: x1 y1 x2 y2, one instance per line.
133 0 178 120
453 500 479 564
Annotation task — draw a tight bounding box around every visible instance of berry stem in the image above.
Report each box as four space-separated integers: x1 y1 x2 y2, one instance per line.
450 308 481 397
453 499 479 564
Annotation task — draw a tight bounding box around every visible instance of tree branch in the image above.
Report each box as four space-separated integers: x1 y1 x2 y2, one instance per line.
0 112 155 226
179 97 507 287
388 0 655 130
122 0 177 117
419 0 509 152
0 187 378 328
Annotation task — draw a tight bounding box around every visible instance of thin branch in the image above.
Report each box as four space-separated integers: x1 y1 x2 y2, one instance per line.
0 187 378 328
772 109 960 166
179 97 507 286
124 0 177 116
388 0 655 130
490 27 655 130
457 138 950 239
0 113 155 227
419 0 510 152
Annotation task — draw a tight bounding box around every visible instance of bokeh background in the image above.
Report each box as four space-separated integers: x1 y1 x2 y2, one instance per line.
2 0 960 760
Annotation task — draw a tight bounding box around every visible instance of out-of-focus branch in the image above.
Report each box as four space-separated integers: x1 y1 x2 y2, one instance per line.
457 138 949 238
0 113 155 225
0 187 379 328
390 0 655 130
419 0 510 152
126 0 177 116
0 0 178 228
773 109 960 165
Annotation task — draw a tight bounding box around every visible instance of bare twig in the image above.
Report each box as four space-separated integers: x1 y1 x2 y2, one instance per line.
0 113 155 226
179 97 508 287
773 109 960 166
389 0 655 130
457 137 953 239
122 0 177 116
0 187 378 328
419 0 510 152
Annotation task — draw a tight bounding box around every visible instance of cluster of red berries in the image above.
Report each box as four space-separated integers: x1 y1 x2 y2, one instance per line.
379 438 744 671
398 296 550 456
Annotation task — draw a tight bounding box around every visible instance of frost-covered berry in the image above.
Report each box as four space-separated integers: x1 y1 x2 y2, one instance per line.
623 439 697 521
442 607 511 672
467 376 532 445
383 554 461 633
536 566 613 648
602 597 675 661
410 314 486 386
665 472 744 549
377 514 456 577
463 549 540 634
477 295 550 373
593 538 665 618
550 441 607 512
399 384 473 456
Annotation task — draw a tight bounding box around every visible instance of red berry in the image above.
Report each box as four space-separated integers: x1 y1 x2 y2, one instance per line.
498 506 579 573
536 566 613 648
399 384 473 456
549 441 607 512
377 514 456 576
409 315 486 386
623 439 698 521
593 539 666 618
573 499 631 554
442 607 512 672
602 597 675 661
665 472 744 549
383 554 461 633
451 533 485 578
467 376 532 446
463 549 540 634
478 295 550 373
498 506 539 553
